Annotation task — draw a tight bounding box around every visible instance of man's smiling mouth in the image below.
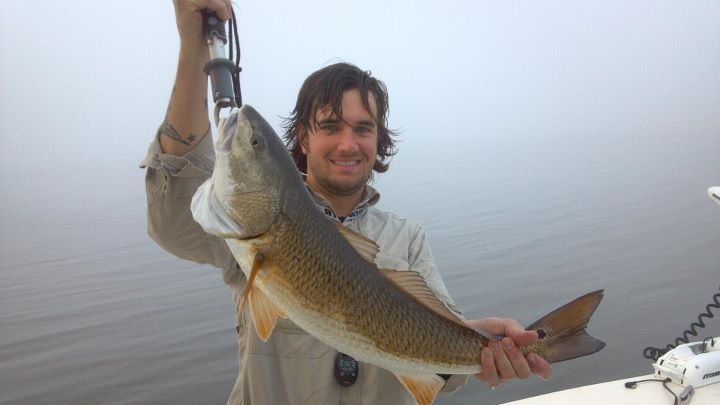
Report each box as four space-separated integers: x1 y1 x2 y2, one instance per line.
331 160 361 167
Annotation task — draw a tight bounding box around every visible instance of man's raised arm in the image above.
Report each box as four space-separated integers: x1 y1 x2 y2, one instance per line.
161 0 232 156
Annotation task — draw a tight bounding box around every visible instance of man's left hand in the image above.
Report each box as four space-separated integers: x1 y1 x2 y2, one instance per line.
465 317 552 388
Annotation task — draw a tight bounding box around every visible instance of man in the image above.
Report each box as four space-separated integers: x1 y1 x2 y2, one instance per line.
141 1 552 403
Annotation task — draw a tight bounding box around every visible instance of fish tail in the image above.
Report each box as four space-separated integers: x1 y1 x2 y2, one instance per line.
524 290 606 363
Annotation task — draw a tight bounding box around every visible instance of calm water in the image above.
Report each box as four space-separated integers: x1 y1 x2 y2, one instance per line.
1 130 719 404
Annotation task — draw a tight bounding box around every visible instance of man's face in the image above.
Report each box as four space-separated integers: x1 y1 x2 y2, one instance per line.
300 89 379 198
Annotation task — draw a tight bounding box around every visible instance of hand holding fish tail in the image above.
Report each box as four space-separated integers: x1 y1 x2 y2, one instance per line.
466 317 553 388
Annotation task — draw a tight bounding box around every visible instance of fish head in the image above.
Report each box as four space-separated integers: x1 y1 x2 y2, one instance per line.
213 105 294 238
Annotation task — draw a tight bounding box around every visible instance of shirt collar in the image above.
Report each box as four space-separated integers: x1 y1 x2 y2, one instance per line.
301 175 380 223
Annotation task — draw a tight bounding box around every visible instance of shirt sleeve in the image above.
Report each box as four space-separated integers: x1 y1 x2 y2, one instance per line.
140 124 240 283
406 223 470 394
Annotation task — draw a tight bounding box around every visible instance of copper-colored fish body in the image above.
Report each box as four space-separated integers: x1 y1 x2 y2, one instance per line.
227 210 488 374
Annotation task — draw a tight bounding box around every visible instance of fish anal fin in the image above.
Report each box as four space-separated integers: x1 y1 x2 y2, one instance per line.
248 283 282 341
525 289 606 363
394 373 445 405
334 223 379 264
381 269 466 328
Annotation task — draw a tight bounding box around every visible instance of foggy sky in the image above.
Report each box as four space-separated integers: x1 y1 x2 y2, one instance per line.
1 1 718 174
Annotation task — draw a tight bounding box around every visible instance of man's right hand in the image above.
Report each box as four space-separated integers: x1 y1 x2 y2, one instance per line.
173 0 233 47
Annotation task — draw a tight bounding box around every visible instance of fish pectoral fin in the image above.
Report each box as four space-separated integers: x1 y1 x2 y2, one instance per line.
248 283 282 341
238 251 283 341
394 373 445 405
239 252 265 313
381 269 466 328
333 223 379 264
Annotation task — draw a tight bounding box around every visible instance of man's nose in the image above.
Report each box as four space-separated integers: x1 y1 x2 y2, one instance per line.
336 130 359 153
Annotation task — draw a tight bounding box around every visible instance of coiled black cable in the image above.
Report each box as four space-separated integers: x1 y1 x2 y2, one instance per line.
642 284 720 361
228 7 242 107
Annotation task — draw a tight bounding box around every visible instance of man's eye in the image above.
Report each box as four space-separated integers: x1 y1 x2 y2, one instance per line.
355 126 373 135
321 125 338 133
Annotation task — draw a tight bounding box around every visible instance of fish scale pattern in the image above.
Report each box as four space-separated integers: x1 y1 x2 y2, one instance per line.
263 209 487 369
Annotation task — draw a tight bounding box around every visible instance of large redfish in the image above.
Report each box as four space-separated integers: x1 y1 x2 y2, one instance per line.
192 105 605 405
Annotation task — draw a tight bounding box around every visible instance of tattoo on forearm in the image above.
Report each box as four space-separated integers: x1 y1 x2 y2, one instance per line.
204 98 208 110
161 118 198 145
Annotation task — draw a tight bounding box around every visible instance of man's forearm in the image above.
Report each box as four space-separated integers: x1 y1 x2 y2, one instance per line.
160 41 211 156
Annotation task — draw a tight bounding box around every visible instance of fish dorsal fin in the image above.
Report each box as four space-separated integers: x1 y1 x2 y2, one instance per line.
333 223 379 264
381 269 466 328
394 373 445 405
248 283 284 341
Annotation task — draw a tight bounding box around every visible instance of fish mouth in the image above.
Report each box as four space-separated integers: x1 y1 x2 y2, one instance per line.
217 110 240 152
218 106 266 154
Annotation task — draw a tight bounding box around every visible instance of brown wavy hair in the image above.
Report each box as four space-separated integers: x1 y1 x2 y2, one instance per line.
282 62 398 174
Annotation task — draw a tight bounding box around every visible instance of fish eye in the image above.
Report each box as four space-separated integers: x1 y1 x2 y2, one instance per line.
250 136 264 149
